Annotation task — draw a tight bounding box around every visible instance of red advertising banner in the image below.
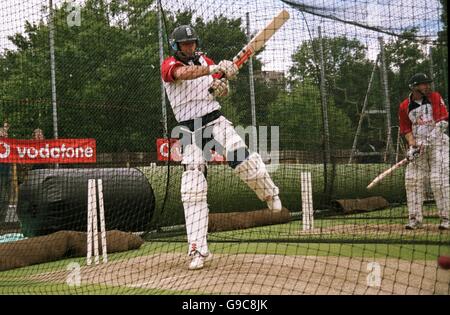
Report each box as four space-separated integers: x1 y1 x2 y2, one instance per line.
156 138 225 163
0 138 96 164
156 138 182 162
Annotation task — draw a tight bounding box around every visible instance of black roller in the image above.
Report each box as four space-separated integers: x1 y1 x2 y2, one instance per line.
17 168 155 237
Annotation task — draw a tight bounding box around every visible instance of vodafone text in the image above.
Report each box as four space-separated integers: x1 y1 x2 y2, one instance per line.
15 143 93 159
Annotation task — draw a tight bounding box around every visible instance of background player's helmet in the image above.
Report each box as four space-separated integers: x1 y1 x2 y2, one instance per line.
408 73 433 89
169 25 199 52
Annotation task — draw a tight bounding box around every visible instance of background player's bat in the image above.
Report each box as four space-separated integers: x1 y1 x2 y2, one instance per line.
366 158 408 190
209 9 290 93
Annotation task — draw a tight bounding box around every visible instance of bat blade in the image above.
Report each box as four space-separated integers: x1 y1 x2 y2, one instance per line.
233 9 290 69
366 158 408 190
209 10 289 94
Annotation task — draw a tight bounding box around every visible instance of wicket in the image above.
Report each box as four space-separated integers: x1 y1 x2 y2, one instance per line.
301 172 314 231
87 179 108 265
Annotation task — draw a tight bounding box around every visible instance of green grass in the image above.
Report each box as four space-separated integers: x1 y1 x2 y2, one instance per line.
135 241 449 261
1 241 447 283
147 205 450 244
4 205 447 280
2 236 448 280
210 242 449 260
0 280 201 295
1 240 447 277
1 239 448 294
0 242 184 278
3 200 449 294
1 163 443 294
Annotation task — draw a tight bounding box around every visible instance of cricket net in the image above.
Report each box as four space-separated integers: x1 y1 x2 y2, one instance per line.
0 0 448 295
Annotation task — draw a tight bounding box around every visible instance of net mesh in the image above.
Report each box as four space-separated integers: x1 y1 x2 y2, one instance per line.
0 0 449 295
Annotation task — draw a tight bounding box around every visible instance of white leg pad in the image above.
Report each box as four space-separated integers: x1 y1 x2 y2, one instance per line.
210 116 247 154
234 152 279 201
181 169 209 256
181 143 206 166
430 138 449 220
405 158 426 222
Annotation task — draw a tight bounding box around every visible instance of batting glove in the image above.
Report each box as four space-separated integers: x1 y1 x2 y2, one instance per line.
209 78 229 97
208 65 223 75
406 146 421 162
218 60 239 80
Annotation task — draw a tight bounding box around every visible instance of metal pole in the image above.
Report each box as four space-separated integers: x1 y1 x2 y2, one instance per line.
349 55 379 163
246 12 257 150
49 0 58 139
394 126 400 163
424 43 435 202
318 26 333 201
428 45 435 90
318 27 331 164
378 37 394 163
441 44 448 103
158 3 168 138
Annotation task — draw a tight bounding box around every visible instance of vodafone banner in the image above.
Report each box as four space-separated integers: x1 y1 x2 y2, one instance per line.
156 138 182 162
0 138 96 164
156 138 225 163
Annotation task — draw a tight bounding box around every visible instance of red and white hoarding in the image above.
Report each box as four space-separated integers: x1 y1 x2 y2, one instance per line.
156 138 182 162
0 138 96 164
156 138 225 163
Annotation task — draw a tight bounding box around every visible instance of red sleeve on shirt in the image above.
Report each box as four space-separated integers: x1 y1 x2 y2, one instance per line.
202 55 223 80
399 98 412 135
161 56 184 83
431 92 449 122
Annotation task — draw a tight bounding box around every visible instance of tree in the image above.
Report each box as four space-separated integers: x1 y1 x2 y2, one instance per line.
434 0 448 101
438 0 447 42
0 0 163 150
267 81 353 151
383 29 429 105
290 36 374 127
0 1 282 152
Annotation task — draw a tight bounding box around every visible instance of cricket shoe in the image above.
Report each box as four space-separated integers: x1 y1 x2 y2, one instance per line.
438 219 450 230
188 251 213 270
267 195 282 212
405 220 423 230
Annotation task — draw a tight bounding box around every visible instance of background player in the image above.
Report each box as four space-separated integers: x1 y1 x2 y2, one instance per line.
398 73 449 230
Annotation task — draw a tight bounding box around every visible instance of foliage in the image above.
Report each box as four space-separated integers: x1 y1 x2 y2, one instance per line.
288 26 447 154
267 80 353 150
290 36 373 125
0 0 447 155
0 0 282 152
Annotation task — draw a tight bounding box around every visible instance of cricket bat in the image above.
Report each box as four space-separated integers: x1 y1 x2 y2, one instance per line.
366 158 408 190
232 9 290 69
209 9 290 93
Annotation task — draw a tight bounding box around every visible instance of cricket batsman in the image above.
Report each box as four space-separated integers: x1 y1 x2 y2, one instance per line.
161 25 282 269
